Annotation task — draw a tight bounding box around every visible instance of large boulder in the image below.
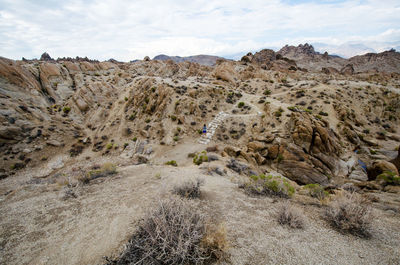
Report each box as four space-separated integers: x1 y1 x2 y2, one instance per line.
389 147 400 172
367 160 399 181
288 112 341 155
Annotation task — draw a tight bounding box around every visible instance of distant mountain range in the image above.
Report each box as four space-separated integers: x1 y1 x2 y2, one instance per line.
152 54 225 66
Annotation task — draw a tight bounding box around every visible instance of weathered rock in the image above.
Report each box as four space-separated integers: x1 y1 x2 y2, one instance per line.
278 160 329 185
340 64 354 75
40 52 53 61
0 126 23 140
367 160 399 180
247 141 265 152
224 146 241 157
389 147 400 172
349 166 368 181
46 139 63 147
75 98 89 112
288 112 340 155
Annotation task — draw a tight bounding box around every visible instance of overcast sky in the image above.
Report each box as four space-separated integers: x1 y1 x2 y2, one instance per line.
0 0 399 61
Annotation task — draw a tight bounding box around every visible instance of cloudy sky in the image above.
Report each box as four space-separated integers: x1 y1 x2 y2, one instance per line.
0 0 399 61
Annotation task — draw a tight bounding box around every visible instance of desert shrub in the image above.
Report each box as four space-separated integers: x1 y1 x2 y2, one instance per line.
124 97 128 101
170 115 177 121
109 198 226 265
193 151 208 165
263 89 271 95
376 171 400 186
240 174 295 198
277 202 305 229
319 111 328 116
325 192 372 237
238 102 245 108
304 183 329 200
173 178 204 199
165 160 178 167
80 163 117 184
62 106 71 113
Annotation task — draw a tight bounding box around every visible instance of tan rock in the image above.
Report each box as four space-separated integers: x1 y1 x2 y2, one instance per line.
247 141 265 152
367 160 399 180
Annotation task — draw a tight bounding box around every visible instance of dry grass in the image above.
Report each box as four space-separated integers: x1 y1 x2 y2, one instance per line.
277 202 305 229
109 198 226 265
325 192 372 237
78 163 117 184
173 178 204 199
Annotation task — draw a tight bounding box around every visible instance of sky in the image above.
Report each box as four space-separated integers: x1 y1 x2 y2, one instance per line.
0 0 399 61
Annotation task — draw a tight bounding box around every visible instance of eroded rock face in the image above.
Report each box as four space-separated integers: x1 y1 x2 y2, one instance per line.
389 147 400 172
288 112 341 155
340 64 355 75
367 160 399 180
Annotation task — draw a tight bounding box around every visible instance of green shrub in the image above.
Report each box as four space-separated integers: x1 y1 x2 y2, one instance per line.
377 171 400 186
129 114 136 121
145 118 151 123
238 102 245 108
240 175 295 198
173 136 179 142
171 115 177 121
80 163 117 184
62 106 71 113
106 143 114 149
263 89 272 95
304 183 329 200
165 160 178 167
319 111 328 116
287 106 297 112
193 151 208 165
132 137 137 142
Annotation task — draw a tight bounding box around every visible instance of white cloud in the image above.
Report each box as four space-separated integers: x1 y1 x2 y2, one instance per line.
0 0 399 61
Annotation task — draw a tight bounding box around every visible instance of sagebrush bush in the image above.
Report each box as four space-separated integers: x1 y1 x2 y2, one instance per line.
193 151 208 165
325 192 372 237
79 163 117 184
165 160 178 167
109 198 226 265
277 202 305 229
173 178 204 199
240 174 295 198
304 183 329 200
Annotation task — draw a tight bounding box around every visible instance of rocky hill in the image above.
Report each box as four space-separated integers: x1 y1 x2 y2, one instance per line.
277 43 400 74
0 51 400 264
153 54 224 66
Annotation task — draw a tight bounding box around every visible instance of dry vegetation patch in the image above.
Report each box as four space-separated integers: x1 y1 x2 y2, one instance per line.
325 192 373 237
108 198 226 265
173 178 204 199
277 202 305 229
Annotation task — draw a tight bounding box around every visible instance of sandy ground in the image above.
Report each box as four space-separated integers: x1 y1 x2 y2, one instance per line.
1 147 400 265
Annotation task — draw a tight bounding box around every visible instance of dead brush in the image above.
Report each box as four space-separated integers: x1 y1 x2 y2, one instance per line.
277 202 305 229
108 198 227 265
325 192 372 237
173 178 204 199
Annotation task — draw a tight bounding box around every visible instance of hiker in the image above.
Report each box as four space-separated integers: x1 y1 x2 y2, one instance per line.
203 124 207 134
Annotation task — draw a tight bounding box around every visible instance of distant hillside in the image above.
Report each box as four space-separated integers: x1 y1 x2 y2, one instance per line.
153 54 225 66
